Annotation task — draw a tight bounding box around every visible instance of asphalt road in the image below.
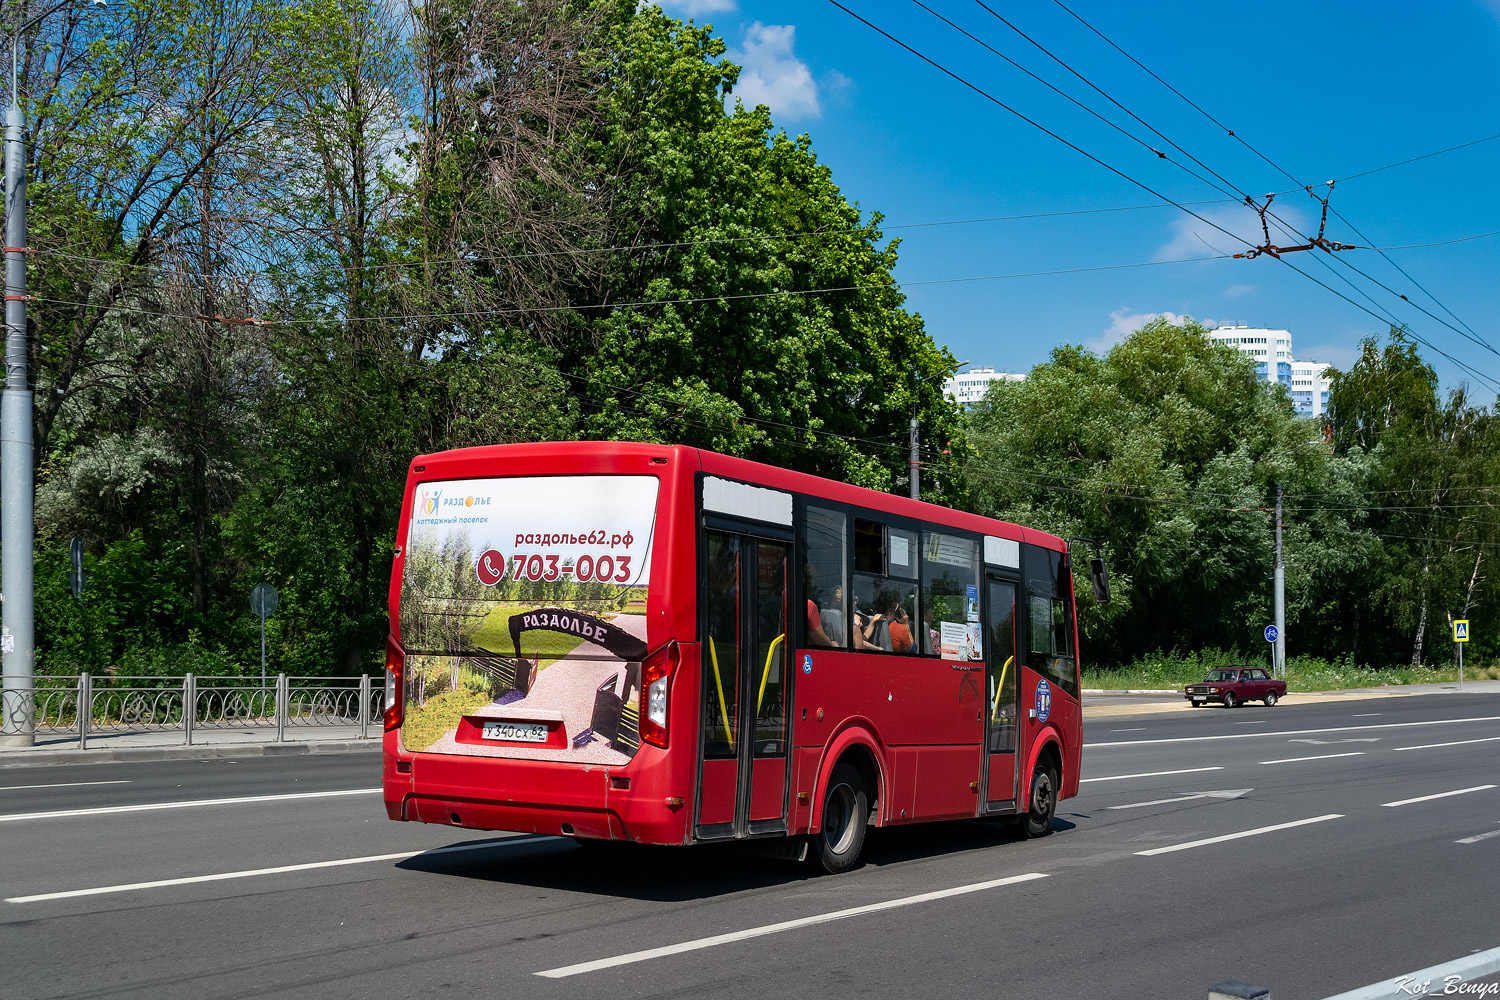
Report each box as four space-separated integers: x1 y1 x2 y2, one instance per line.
4 694 1499 1000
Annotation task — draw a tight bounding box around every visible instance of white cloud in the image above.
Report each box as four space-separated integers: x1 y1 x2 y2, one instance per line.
1223 283 1255 298
1154 202 1311 261
659 0 738 15
727 22 821 119
1085 309 1191 353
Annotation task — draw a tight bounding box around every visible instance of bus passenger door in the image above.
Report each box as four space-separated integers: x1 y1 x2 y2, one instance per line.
697 530 792 840
980 575 1019 812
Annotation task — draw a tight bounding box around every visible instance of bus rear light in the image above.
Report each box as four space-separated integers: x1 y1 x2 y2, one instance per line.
639 641 679 749
384 638 404 732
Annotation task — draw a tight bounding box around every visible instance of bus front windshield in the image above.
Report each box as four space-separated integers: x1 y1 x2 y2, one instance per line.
398 475 659 763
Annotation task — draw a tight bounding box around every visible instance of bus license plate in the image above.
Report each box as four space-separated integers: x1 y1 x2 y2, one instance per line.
481 721 548 743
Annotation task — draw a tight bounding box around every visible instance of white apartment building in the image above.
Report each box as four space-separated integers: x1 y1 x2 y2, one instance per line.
943 367 1025 407
1209 325 1332 418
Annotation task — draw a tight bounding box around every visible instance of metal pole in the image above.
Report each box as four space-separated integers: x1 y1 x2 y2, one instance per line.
1459 640 1464 691
275 673 286 742
909 414 919 501
183 672 194 746
1274 483 1286 679
77 671 88 750
0 30 33 748
259 613 265 689
359 673 369 740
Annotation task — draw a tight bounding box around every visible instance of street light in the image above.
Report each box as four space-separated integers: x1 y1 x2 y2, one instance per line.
909 360 967 501
1 0 105 747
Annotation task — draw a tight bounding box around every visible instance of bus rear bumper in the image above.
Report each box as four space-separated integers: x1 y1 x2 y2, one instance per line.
382 746 691 845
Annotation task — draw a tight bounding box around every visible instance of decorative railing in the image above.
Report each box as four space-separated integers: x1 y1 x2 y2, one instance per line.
0 674 383 748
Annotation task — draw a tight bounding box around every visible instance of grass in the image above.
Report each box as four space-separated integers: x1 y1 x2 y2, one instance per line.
1082 648 1500 692
469 602 591 667
401 687 494 753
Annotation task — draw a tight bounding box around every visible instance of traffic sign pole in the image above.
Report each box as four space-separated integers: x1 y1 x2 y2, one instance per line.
1453 620 1470 691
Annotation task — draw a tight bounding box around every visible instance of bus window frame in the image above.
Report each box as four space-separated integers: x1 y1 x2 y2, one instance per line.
794 495 984 659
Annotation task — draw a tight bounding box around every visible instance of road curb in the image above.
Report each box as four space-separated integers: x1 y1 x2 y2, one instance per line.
0 739 382 768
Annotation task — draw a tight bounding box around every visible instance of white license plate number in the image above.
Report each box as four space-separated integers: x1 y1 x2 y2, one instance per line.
1191 696 1206 701
481 721 548 743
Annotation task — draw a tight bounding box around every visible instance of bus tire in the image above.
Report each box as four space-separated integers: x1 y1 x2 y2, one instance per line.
814 762 868 874
1019 757 1058 839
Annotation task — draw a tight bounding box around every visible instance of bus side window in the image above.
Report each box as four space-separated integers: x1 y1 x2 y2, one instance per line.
850 519 918 654
1025 547 1077 697
804 506 849 647
920 530 980 659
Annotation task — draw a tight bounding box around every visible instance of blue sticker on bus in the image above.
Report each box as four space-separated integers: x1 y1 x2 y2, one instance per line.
802 654 812 675
1035 679 1052 724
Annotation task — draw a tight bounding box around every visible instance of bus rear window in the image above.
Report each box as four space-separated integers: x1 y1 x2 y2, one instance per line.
397 475 659 763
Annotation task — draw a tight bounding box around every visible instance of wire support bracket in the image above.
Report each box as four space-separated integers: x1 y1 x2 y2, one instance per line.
1234 181 1357 259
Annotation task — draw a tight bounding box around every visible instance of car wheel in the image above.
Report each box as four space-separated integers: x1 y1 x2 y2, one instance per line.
1018 758 1059 839
1265 690 1278 707
1190 701 1203 708
814 763 868 874
1223 691 1238 709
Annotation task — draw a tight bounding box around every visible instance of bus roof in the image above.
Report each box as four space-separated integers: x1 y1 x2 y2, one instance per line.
407 440 1066 552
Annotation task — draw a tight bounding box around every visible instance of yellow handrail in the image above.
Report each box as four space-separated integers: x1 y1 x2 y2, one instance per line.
708 636 734 749
992 655 1014 722
756 633 786 715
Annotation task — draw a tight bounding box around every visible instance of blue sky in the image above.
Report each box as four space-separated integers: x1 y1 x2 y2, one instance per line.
659 0 1500 395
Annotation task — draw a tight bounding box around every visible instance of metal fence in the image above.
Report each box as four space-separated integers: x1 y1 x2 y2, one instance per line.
0 673 384 748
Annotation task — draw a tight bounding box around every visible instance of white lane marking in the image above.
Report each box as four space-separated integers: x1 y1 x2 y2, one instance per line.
1352 713 1382 718
1080 767 1223 784
6 836 550 903
1106 789 1253 810
0 780 131 791
1086 715 1500 749
1260 752 1366 765
534 872 1050 978
1395 736 1500 752
1319 943 1500 999
0 787 380 823
1234 721 1269 725
1381 784 1497 808
1457 828 1500 844
1110 728 1146 732
1135 814 1343 856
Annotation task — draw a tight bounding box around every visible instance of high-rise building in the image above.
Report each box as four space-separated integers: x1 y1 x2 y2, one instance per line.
1210 325 1332 418
943 367 1025 407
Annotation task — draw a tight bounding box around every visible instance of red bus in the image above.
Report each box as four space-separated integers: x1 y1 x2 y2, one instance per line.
381 442 1104 873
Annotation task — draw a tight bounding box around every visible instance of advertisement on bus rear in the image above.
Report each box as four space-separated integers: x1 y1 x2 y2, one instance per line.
398 475 659 764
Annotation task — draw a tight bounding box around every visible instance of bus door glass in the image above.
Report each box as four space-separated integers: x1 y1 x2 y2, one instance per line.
983 575 1019 809
698 530 791 838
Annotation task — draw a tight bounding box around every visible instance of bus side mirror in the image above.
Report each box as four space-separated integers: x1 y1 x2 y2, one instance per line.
1089 557 1111 604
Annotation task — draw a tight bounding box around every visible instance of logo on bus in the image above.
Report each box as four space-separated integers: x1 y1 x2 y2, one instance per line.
475 549 507 586
802 654 812 675
1035 679 1052 724
419 489 441 515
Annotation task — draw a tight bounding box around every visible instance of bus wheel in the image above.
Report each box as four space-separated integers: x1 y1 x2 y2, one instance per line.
814 763 868 874
1019 759 1058 839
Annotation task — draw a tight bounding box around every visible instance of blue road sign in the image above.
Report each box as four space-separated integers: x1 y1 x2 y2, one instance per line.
1264 624 1279 643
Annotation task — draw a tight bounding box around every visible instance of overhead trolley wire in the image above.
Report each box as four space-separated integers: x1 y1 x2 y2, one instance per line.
830 1 1500 395
1050 0 1500 361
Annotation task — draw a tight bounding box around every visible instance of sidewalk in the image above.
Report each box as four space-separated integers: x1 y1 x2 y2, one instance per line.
1083 679 1500 718
0 724 381 767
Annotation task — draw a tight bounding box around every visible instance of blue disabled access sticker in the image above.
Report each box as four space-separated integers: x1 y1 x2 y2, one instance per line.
802 654 812 675
1035 679 1052 724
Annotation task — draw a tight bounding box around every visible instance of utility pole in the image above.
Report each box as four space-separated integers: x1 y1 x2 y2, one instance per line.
1 26 35 746
1274 482 1286 678
909 415 919 500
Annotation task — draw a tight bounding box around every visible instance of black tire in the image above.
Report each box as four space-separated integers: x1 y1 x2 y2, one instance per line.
1223 691 1238 709
1190 701 1203 708
814 762 868 874
1265 690 1278 707
1019 758 1059 839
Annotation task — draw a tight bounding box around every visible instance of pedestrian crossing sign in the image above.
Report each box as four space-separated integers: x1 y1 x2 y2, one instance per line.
1454 620 1469 643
